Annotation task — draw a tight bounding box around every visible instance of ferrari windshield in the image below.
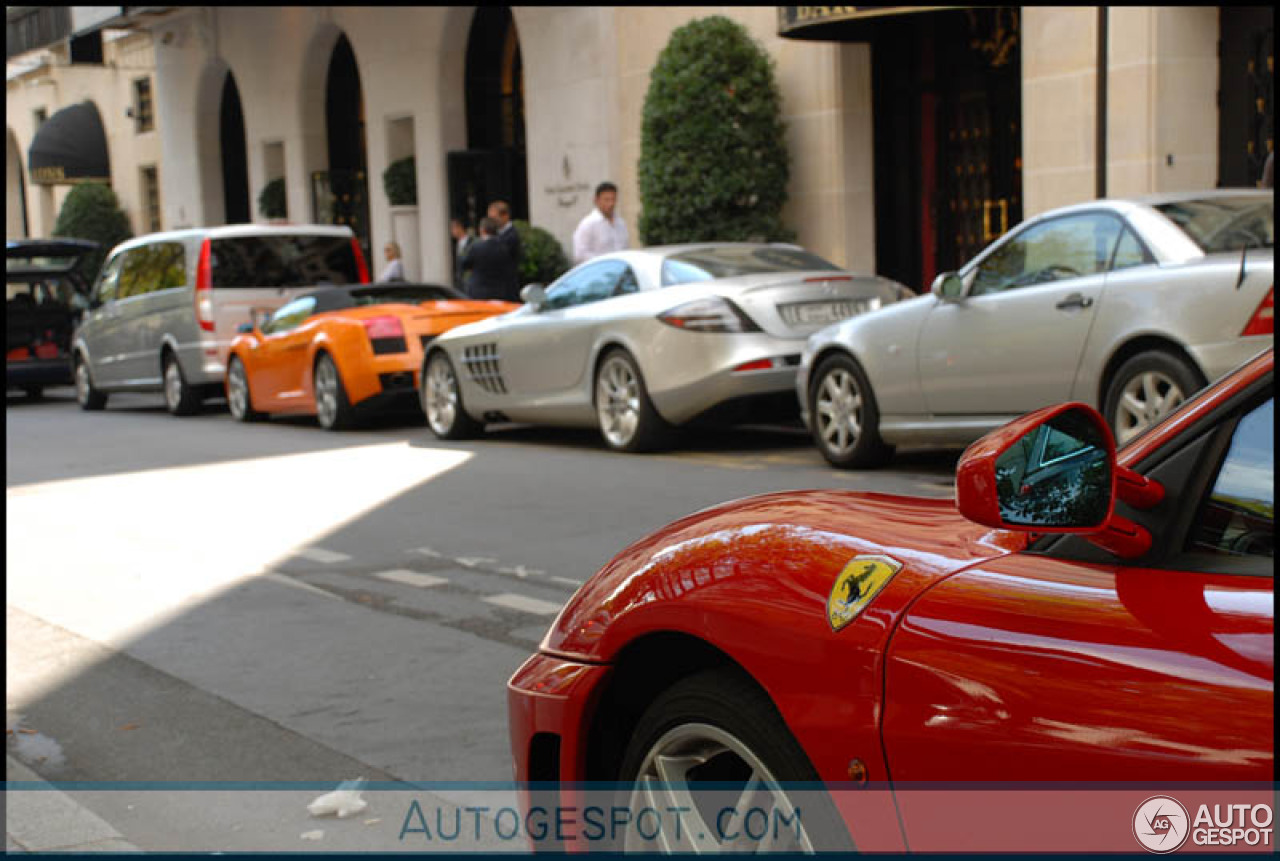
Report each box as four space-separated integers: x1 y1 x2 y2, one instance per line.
1155 196 1274 253
661 246 841 286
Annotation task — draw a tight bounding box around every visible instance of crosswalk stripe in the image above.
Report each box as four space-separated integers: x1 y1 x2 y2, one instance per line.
482 593 562 616
551 577 584 588
374 570 449 589
290 547 351 564
264 573 341 601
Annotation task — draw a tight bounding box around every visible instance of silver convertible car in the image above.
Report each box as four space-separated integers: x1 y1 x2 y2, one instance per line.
798 190 1274 468
421 243 913 451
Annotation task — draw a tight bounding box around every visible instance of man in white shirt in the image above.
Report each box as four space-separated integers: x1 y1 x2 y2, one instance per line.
572 182 629 265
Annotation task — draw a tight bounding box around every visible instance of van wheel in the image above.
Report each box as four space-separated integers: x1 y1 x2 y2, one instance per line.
314 353 355 431
74 356 107 411
163 353 202 416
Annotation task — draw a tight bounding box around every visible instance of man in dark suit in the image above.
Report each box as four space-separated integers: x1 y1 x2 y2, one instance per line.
486 199 522 299
460 218 517 301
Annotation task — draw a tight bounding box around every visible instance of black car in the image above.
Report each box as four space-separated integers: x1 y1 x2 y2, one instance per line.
6 238 98 398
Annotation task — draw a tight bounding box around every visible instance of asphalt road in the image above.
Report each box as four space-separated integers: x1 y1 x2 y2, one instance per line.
6 386 960 850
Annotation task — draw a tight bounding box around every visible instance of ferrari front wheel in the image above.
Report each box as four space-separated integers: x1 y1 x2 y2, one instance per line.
422 351 482 440
617 669 850 853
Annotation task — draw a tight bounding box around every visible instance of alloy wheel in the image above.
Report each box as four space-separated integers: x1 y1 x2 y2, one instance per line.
814 367 862 457
75 361 91 406
164 360 184 412
425 356 459 435
597 356 640 448
315 358 339 428
624 722 815 853
1114 370 1185 445
227 360 249 420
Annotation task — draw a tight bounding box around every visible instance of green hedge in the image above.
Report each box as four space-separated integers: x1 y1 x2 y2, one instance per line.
52 183 133 281
638 16 793 244
514 220 569 285
257 177 287 219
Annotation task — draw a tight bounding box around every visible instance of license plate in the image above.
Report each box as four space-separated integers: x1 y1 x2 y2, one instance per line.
778 300 863 326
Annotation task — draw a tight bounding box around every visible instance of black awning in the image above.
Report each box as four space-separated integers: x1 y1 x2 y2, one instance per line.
778 6 956 41
27 101 110 185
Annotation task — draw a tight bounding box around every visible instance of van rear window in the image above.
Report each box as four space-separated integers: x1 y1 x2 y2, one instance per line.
210 235 360 288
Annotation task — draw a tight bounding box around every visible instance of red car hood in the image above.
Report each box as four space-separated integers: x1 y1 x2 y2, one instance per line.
542 489 1028 662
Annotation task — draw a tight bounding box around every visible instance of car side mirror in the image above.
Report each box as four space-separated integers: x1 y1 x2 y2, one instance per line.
237 322 256 334
520 284 546 309
956 403 1159 558
931 272 965 301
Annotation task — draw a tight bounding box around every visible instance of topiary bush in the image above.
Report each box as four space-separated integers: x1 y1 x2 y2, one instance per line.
52 182 133 282
638 16 794 245
383 157 417 206
514 220 569 286
258 177 287 220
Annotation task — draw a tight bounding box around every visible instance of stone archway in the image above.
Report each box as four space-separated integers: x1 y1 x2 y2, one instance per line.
194 59 233 225
7 128 29 237
219 72 250 223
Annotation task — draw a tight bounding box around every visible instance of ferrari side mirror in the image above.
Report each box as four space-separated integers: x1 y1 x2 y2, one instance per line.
956 403 1157 558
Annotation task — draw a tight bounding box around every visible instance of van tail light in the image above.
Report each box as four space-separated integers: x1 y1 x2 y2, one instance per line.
1241 287 1273 336
363 315 407 354
353 239 371 284
195 238 215 332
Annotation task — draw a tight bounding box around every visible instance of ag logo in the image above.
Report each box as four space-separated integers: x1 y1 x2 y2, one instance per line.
827 555 901 632
1133 796 1189 853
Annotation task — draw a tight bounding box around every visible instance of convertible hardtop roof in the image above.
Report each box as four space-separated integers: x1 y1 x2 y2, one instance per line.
303 281 466 314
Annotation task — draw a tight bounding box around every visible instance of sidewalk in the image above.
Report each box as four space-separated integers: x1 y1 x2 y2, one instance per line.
5 755 139 853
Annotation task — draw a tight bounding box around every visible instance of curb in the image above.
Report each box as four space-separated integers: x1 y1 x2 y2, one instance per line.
5 755 140 852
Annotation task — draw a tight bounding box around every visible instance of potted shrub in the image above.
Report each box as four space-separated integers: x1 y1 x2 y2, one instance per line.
258 177 287 220
514 220 569 285
383 157 417 206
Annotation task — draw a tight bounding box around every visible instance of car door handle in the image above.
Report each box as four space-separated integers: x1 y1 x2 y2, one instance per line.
1055 294 1093 310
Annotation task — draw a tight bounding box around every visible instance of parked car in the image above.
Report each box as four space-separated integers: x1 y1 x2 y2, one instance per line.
799 190 1274 467
72 224 370 415
226 282 517 430
508 347 1273 852
421 243 913 452
7 238 97 398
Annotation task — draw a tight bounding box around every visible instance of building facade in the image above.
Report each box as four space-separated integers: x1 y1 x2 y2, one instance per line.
7 6 1272 293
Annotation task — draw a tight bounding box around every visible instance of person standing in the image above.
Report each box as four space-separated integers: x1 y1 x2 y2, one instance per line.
486 199 522 298
572 182 629 264
379 241 405 282
460 218 515 302
450 218 474 291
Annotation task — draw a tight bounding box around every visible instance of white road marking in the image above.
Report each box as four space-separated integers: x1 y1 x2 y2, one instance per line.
482 594 562 616
498 565 545 579
374 570 449 589
264 573 342 601
412 547 444 559
551 577 584 588
457 556 498 569
290 547 351 565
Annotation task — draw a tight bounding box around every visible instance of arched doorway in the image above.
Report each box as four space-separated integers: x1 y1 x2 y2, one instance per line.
321 34 370 262
7 129 29 237
220 72 250 223
448 6 528 229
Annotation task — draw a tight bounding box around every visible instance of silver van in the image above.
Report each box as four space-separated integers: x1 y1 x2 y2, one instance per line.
72 224 370 414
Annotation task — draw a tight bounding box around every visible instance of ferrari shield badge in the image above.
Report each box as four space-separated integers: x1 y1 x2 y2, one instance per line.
827 555 902 632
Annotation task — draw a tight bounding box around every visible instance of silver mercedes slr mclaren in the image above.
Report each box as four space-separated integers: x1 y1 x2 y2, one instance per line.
421 243 913 452
798 190 1274 468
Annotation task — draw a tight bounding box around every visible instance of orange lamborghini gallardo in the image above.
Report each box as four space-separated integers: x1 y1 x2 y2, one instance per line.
225 283 518 430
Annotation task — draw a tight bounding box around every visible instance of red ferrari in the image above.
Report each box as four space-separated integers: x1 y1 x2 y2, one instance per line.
508 348 1273 853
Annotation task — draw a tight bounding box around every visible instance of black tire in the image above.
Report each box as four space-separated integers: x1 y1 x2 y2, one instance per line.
74 355 107 411
421 351 483 440
313 352 356 431
1103 350 1205 447
22 385 43 400
594 348 670 453
615 669 852 853
163 352 202 416
226 356 264 422
808 352 893 469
